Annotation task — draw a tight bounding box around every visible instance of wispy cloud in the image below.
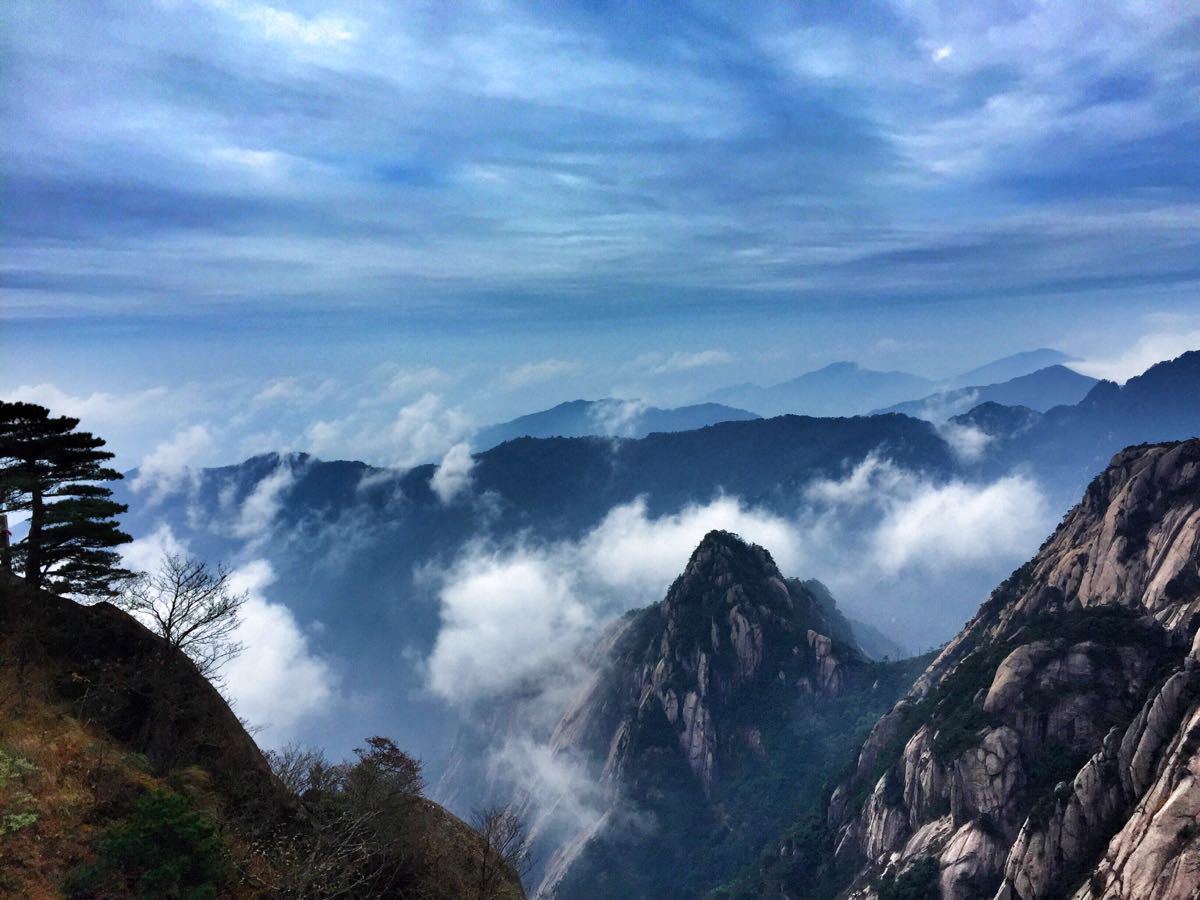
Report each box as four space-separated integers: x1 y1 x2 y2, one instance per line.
132 424 216 504
501 359 583 391
4 0 1194 327
643 349 735 375
1072 329 1200 383
430 442 476 504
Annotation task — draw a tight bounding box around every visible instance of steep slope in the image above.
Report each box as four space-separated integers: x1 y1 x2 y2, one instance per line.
535 532 930 899
951 350 1075 388
474 399 759 449
762 439 1200 900
706 363 934 417
878 365 1098 419
0 574 524 898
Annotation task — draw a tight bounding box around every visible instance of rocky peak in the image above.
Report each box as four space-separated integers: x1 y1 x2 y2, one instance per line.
536 532 885 898
547 531 861 802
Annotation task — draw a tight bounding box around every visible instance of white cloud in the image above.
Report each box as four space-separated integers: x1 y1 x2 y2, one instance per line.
576 496 801 594
3 383 169 427
223 559 338 743
231 457 299 541
431 442 475 504
501 359 583 391
132 424 215 504
911 389 980 423
938 420 992 463
306 392 472 469
627 349 735 376
427 455 1053 705
214 1 358 47
251 376 337 409
804 454 1050 578
1072 330 1200 383
869 473 1046 574
652 349 735 374
120 523 189 575
428 545 588 702
490 736 608 841
371 365 452 404
426 495 806 705
587 399 647 437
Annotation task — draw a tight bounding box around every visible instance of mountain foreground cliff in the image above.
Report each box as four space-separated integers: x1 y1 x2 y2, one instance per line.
728 439 1200 899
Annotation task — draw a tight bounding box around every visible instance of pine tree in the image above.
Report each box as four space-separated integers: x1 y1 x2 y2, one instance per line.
0 401 133 596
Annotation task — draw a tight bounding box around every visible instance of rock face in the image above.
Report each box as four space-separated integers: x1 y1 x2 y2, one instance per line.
561 533 855 794
535 531 918 899
824 440 1200 900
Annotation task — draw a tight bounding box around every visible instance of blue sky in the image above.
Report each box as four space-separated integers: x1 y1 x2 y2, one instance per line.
3 0 1199 468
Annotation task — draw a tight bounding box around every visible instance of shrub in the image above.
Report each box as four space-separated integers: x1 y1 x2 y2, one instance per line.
0 748 37 835
67 790 227 899
878 856 941 900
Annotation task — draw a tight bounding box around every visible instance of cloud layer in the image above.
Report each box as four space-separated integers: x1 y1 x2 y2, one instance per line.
426 457 1051 706
4 0 1197 324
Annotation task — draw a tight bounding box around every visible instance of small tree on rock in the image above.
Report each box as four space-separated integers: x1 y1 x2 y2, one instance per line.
472 801 532 899
118 553 247 677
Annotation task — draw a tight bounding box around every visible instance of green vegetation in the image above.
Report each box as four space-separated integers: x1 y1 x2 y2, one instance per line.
0 748 38 835
67 790 228 900
877 856 941 900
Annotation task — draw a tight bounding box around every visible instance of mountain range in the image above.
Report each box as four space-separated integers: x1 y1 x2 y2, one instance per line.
473 399 760 449
472 349 1086 446
876 365 1098 420
702 349 1080 419
705 362 935 417
113 351 1200 766
8 350 1199 898
948 348 1076 388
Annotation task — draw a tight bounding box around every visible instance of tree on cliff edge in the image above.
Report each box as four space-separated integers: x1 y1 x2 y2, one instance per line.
0 401 132 596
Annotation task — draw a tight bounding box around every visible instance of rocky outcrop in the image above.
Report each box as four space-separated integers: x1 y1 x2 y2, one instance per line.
551 531 860 800
535 531 916 899
827 440 1200 900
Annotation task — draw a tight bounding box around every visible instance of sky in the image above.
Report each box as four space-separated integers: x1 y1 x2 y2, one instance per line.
3 0 1200 469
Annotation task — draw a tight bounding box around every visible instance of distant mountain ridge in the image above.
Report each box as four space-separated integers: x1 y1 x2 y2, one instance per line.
703 350 1079 419
972 349 1200 496
473 399 759 449
877 365 1098 420
950 348 1074 388
705 362 935 417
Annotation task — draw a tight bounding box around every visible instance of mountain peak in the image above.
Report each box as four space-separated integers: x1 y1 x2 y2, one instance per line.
668 531 790 624
686 528 778 571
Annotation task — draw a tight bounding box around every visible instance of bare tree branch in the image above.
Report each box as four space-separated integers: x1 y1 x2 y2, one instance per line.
116 552 247 678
